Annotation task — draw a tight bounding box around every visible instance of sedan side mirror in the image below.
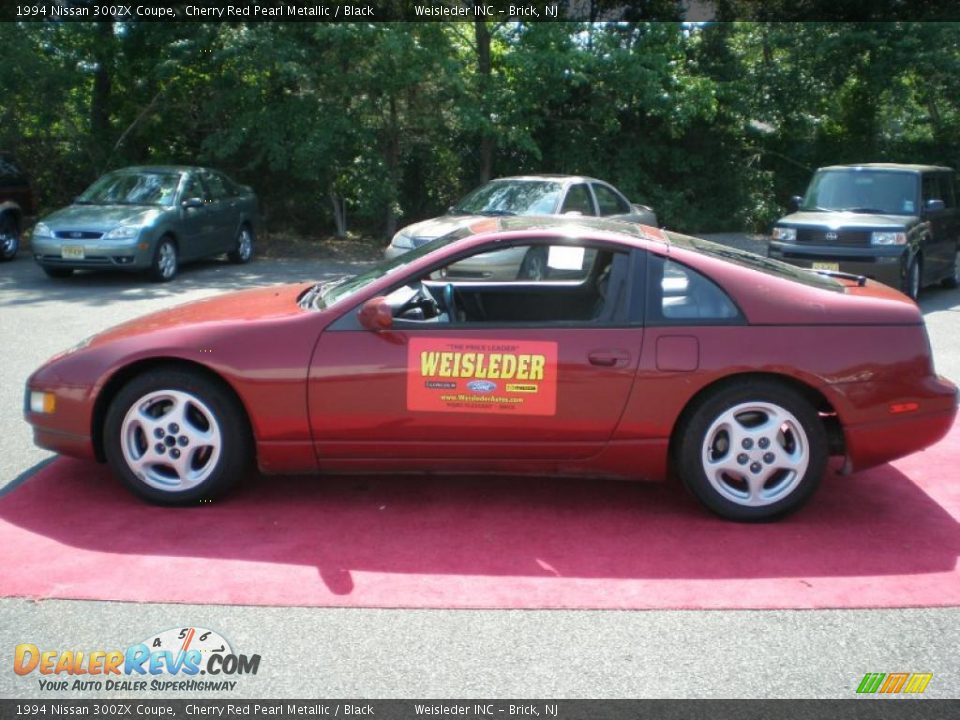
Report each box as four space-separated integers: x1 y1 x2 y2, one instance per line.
358 297 393 332
181 197 204 209
790 195 803 211
925 198 946 213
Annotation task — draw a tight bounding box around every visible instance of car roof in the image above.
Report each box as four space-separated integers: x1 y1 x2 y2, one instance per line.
490 174 610 185
105 165 218 174
817 163 954 173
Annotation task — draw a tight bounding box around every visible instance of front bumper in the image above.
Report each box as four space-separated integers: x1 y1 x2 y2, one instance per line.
31 237 153 271
768 241 907 289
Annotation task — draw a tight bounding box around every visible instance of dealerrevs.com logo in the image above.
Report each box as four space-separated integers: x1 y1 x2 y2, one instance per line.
13 627 261 692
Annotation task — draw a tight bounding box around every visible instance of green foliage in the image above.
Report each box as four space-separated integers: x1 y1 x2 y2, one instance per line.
4 20 960 236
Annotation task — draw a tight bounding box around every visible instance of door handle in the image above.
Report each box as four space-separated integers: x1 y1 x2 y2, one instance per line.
587 349 630 367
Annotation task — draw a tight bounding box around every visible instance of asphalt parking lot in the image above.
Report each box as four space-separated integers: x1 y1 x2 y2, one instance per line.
1 249 959 699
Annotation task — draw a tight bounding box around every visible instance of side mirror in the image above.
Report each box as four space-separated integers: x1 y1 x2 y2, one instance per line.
925 198 945 213
790 195 803 211
181 197 204 209
358 297 393 332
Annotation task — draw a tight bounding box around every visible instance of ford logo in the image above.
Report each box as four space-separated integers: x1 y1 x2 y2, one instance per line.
467 380 497 394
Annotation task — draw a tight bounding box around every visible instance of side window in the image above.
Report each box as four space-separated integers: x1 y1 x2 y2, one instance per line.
938 173 955 208
202 172 228 201
181 175 208 203
592 184 631 216
385 243 630 326
647 256 740 324
922 174 940 203
560 184 595 215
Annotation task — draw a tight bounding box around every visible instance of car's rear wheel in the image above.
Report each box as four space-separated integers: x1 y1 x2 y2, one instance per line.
42 266 73 279
0 213 19 261
149 237 178 282
227 224 254 264
903 255 921 300
103 369 251 505
942 245 959 289
518 247 548 280
674 380 827 522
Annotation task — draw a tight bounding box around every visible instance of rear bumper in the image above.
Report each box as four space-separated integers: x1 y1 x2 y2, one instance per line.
768 241 906 288
843 376 958 472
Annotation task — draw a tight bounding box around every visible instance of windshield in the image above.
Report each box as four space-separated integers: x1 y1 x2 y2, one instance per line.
801 169 919 215
77 171 182 207
317 230 467 308
669 232 843 292
453 180 563 216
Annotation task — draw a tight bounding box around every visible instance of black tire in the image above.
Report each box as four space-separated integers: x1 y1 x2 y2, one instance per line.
902 255 921 300
148 236 178 282
227 224 255 264
42 266 73 279
517 246 548 280
103 368 252 505
942 245 959 289
0 213 19 261
674 380 828 522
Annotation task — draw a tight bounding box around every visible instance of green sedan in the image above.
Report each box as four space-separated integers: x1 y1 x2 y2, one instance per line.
31 166 260 282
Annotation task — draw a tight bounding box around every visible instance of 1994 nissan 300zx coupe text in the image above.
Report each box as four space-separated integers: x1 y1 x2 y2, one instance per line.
24 218 957 521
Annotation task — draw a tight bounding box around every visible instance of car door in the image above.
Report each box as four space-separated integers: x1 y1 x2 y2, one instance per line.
307 240 643 461
919 172 951 279
198 170 237 254
176 173 215 260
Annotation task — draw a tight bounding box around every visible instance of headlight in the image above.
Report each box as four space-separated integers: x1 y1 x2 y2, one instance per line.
871 231 907 246
33 222 52 238
104 225 141 240
391 231 414 250
771 227 796 242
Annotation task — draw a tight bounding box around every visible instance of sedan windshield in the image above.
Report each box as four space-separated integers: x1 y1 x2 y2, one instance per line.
453 180 563 216
801 170 919 216
77 171 182 207
314 229 469 309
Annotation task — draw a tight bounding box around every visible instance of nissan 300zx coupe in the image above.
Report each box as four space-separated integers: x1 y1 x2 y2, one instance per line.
24 217 957 521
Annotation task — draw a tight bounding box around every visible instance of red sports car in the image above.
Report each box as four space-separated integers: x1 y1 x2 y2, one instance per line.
24 217 957 521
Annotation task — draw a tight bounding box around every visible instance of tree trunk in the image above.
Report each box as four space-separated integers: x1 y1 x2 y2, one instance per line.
474 17 493 183
384 95 400 239
91 21 113 170
330 190 347 238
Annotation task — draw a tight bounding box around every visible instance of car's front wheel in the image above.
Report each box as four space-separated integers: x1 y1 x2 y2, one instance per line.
0 213 19 261
227 224 255 264
103 369 251 504
903 255 921 300
674 380 827 522
942 245 959 289
149 237 178 282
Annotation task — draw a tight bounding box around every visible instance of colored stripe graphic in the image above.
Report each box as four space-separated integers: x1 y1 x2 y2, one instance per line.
857 672 932 694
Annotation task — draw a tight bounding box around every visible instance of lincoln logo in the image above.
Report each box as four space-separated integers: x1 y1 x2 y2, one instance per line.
825 232 838 240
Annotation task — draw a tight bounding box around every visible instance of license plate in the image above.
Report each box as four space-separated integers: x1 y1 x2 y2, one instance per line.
812 261 839 271
61 245 85 260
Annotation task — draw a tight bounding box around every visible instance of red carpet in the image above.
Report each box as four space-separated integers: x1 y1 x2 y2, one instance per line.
1 422 958 610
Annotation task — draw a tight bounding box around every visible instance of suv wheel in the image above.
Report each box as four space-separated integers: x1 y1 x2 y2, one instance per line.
903 256 921 300
0 213 18 261
943 245 959 289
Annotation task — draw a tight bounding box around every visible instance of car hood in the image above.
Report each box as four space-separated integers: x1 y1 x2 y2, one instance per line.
777 210 915 230
399 214 487 242
42 204 167 231
88 282 314 347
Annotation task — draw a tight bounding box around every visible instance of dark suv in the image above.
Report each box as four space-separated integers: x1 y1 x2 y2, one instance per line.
0 152 35 261
768 163 960 299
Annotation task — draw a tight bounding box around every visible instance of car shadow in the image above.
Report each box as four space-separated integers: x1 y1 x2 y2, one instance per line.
919 284 960 314
0 256 371 309
1 455 958 597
